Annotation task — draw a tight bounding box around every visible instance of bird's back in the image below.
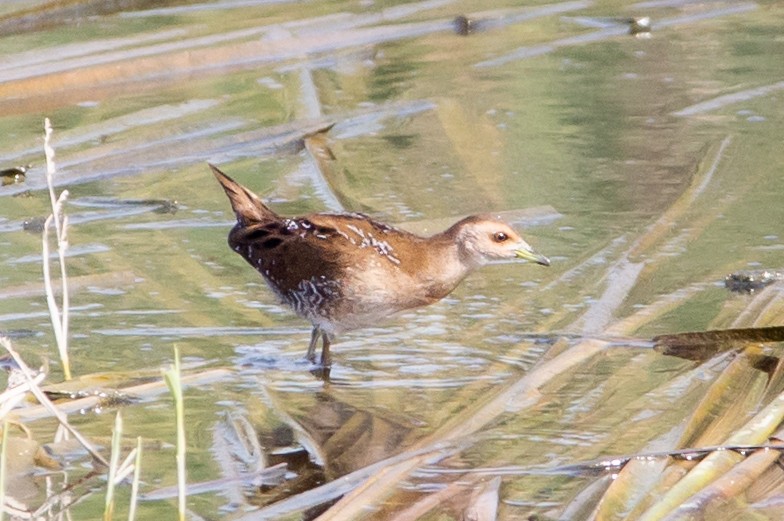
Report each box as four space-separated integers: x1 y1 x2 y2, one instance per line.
212 164 444 331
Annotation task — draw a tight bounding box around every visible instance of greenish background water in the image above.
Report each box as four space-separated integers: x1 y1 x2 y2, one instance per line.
0 0 782 519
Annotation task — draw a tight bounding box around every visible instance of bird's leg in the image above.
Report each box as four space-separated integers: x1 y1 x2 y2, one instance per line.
306 327 320 363
308 331 332 381
320 333 332 367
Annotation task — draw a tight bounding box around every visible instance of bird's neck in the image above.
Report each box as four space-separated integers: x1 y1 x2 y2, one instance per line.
414 231 476 301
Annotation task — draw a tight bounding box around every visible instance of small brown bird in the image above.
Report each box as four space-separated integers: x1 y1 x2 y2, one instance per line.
211 163 550 367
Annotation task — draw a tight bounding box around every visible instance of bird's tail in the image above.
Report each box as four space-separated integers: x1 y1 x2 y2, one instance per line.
209 163 278 224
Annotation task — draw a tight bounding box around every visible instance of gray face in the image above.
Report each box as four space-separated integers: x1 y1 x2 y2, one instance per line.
455 219 550 266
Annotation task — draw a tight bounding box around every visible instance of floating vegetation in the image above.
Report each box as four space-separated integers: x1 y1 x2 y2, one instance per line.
0 166 27 186
654 326 784 361
725 269 784 294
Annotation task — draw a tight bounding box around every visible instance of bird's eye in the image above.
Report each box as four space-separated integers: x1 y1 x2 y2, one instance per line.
493 232 508 243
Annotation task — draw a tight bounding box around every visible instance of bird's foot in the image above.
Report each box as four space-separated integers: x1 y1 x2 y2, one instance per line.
309 364 331 381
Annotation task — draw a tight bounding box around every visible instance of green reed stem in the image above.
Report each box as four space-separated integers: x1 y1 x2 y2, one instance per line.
128 436 142 521
164 346 186 521
104 411 123 521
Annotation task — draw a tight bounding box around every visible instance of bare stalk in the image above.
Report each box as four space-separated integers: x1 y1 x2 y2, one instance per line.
42 118 71 380
104 412 123 521
0 338 108 467
128 437 143 521
164 346 186 521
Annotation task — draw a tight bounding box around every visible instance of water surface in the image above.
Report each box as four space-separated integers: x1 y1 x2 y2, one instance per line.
1 0 783 519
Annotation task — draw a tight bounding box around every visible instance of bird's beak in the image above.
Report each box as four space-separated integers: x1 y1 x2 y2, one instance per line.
515 246 550 266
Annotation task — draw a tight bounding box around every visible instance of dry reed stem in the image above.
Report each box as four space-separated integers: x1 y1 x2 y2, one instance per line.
0 337 108 467
386 479 474 521
661 429 784 520
42 117 72 380
142 462 286 501
591 135 782 519
614 283 784 520
604 354 763 521
0 367 47 419
10 367 232 422
637 388 784 521
464 476 502 521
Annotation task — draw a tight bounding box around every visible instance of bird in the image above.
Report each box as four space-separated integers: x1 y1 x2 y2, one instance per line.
211 163 550 367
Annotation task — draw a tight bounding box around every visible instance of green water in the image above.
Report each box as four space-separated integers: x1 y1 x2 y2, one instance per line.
1 1 783 519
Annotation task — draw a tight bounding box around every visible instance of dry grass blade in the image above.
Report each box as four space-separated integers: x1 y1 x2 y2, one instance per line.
636 388 784 521
0 368 46 419
596 281 784 520
0 337 108 467
740 282 784 329
560 444 784 474
385 475 500 521
662 432 784 520
673 79 784 117
41 213 70 379
387 479 474 521
142 463 287 501
313 447 456 521
570 258 645 335
464 476 502 521
678 351 767 451
11 367 232 422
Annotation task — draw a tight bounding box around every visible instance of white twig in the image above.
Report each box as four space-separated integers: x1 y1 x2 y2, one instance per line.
128 438 142 521
105 411 122 521
0 338 108 467
0 370 47 419
164 347 186 521
42 118 71 380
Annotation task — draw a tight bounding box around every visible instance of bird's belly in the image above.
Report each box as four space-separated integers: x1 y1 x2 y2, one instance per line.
283 276 432 333
257 256 439 334
331 272 435 331
265 275 340 320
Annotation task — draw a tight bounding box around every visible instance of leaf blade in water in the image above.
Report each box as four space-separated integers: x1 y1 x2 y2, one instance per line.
654 326 784 361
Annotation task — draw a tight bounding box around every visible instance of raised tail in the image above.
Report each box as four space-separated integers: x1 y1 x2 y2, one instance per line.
209 163 278 224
